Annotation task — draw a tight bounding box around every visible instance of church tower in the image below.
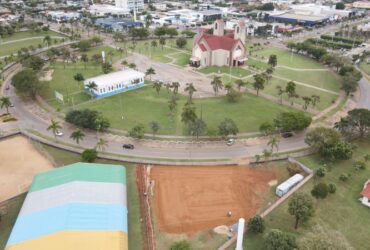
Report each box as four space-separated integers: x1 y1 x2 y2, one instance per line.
213 19 225 37
234 21 246 44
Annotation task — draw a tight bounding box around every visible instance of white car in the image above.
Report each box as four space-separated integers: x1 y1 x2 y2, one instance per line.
226 138 235 146
55 131 63 137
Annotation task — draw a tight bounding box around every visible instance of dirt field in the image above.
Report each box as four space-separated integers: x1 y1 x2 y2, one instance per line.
150 165 281 234
0 136 53 202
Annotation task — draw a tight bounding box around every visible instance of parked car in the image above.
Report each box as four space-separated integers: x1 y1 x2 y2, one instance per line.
281 132 293 138
55 131 63 137
122 144 134 149
226 138 235 146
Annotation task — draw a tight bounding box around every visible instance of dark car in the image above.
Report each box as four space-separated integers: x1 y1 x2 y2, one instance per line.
281 132 294 138
122 144 134 149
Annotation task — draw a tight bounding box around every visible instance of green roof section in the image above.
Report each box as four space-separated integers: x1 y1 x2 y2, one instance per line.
29 162 126 192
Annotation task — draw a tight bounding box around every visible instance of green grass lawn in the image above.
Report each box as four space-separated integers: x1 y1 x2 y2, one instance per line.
0 38 65 57
1 30 65 43
173 52 190 67
242 140 370 250
74 84 296 135
359 62 370 75
247 58 269 70
35 144 143 250
199 66 251 78
263 78 338 111
254 48 323 69
0 194 26 249
273 68 341 93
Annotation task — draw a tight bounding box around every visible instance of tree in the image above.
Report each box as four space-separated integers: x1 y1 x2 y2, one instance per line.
274 111 312 132
75 39 92 52
149 121 159 138
151 40 157 49
0 97 12 114
11 69 40 99
276 85 285 104
336 2 345 9
74 73 84 85
328 183 337 194
145 67 155 80
70 128 85 144
86 81 98 98
311 183 329 199
181 102 197 125
259 121 275 136
285 81 298 106
247 215 265 234
96 138 108 151
253 74 265 96
62 47 71 68
22 55 45 71
171 82 180 95
267 136 280 152
65 109 110 130
334 108 370 138
210 76 223 96
43 35 52 47
235 79 246 91
341 73 359 96
80 54 89 69
218 118 239 138
264 229 297 250
268 54 277 68
129 124 145 139
302 96 312 110
226 88 242 103
310 95 320 108
159 37 166 50
170 240 191 250
184 83 196 102
152 81 162 95
188 118 207 139
259 2 275 11
101 62 113 74
288 193 314 229
315 167 326 177
47 119 62 140
176 38 187 48
82 149 97 162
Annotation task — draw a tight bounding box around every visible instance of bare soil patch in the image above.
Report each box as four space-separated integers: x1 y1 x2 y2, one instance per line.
150 165 279 234
0 136 53 202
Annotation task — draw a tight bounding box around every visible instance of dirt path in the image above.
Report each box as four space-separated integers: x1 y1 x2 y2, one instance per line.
0 136 53 202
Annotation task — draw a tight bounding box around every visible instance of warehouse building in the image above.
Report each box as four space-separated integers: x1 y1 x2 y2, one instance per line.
84 69 145 98
5 163 128 250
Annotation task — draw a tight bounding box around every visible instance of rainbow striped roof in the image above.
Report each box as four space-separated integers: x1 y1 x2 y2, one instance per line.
5 163 128 250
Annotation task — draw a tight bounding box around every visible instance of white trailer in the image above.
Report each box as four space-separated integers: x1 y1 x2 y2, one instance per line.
276 174 304 197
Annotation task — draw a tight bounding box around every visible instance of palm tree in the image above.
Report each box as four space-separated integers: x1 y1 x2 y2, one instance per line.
210 76 223 96
311 95 320 108
267 136 280 152
149 121 160 138
43 35 52 47
70 128 85 145
47 119 62 140
153 81 162 95
171 82 180 95
235 79 246 91
0 97 12 114
80 54 89 69
224 82 233 94
276 85 285 104
184 83 196 102
145 67 155 81
86 81 98 99
96 138 108 151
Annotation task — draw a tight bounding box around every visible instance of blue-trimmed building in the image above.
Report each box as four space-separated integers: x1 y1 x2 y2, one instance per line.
84 69 145 98
267 13 329 26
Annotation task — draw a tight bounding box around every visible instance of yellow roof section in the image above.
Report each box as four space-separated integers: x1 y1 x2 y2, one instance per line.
5 230 128 250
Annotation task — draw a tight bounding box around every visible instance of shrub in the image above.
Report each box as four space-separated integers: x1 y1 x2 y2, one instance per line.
287 163 302 176
81 149 97 163
3 117 17 122
65 109 110 131
315 167 326 177
311 183 329 199
328 183 336 194
364 154 370 162
170 240 191 250
129 124 145 139
353 160 366 171
264 229 297 250
247 215 265 234
339 173 350 182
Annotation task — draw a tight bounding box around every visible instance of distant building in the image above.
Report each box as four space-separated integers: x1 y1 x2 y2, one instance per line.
353 1 370 9
360 179 370 207
95 18 142 31
88 4 130 17
115 0 144 12
190 19 247 67
46 11 81 23
84 69 145 98
5 163 128 250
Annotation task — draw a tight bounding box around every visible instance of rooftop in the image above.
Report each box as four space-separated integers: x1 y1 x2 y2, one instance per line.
84 69 145 86
361 180 370 198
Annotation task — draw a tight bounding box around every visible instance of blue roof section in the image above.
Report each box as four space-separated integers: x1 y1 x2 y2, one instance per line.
7 203 128 245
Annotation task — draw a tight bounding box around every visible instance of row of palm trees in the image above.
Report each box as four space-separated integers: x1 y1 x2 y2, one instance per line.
47 119 108 151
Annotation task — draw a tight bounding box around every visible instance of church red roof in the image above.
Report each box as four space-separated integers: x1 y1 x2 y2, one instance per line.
199 43 207 52
361 181 370 198
199 34 239 51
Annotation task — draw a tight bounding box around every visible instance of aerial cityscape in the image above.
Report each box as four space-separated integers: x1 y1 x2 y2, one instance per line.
0 0 369 249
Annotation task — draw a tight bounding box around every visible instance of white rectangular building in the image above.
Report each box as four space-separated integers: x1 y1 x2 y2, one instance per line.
276 174 304 197
84 69 145 98
115 0 144 12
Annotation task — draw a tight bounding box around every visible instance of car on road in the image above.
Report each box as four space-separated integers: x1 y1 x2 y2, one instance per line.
226 138 235 146
123 144 134 149
55 131 63 137
281 132 293 138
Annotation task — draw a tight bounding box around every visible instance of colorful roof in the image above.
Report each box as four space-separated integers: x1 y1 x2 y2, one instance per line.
361 180 370 198
199 34 239 51
6 163 128 250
